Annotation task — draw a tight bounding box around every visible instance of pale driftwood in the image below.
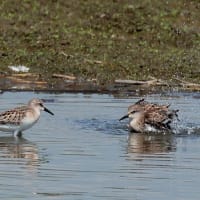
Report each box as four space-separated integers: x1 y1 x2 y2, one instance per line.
174 78 200 90
84 58 103 64
60 51 74 58
115 79 148 85
52 73 76 80
11 73 39 78
114 79 167 86
7 76 47 85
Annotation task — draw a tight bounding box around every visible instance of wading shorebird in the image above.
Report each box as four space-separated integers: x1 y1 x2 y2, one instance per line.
119 99 179 133
0 98 54 137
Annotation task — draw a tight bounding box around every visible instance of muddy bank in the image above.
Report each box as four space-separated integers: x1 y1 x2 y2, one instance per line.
0 73 199 95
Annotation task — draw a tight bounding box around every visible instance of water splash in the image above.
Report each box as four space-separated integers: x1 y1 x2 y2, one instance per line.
72 118 127 135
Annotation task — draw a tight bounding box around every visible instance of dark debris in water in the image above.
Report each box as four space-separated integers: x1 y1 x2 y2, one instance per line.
41 98 56 103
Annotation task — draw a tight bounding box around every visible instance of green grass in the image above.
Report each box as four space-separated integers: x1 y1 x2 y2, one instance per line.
0 0 200 84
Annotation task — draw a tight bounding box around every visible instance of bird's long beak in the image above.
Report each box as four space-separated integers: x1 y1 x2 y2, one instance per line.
119 114 129 121
44 106 54 115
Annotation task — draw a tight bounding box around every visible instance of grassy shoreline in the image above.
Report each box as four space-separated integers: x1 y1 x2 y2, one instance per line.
0 0 200 87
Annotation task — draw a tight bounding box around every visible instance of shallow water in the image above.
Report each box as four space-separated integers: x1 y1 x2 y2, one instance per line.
0 91 200 199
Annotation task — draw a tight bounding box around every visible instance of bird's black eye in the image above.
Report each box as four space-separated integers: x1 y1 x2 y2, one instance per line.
39 103 43 107
131 110 137 114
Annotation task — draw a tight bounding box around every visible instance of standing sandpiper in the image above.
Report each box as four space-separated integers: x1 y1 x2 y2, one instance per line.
0 98 54 137
119 99 179 133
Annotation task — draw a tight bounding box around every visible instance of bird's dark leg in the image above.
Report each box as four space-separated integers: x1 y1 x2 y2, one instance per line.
14 131 23 137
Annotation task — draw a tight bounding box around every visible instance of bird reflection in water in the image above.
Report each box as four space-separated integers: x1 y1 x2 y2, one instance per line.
127 132 176 157
0 136 40 172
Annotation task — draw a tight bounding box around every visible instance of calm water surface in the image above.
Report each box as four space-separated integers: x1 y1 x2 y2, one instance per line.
0 92 200 199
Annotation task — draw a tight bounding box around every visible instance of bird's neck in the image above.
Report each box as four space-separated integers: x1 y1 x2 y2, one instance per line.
31 107 41 119
129 112 145 132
